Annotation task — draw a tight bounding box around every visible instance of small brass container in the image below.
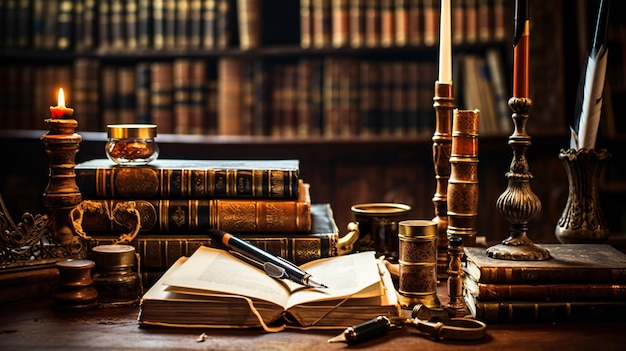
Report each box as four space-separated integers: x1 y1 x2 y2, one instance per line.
397 219 441 309
105 124 159 165
52 259 98 312
90 244 142 307
350 203 411 262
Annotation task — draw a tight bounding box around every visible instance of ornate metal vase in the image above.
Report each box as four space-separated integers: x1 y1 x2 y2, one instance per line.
555 148 611 244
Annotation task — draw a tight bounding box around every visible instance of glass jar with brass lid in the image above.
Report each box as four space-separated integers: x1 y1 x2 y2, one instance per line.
90 244 142 307
105 124 158 165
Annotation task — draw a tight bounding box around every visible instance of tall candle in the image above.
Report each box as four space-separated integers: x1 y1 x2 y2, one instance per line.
513 0 529 98
438 0 452 84
49 88 74 118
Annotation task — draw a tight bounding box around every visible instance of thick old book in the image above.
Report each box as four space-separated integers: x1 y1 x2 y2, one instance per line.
464 274 626 302
90 203 339 268
217 57 242 135
138 246 398 329
75 159 300 199
464 288 626 323
464 245 626 285
76 180 311 234
237 0 261 49
150 61 174 133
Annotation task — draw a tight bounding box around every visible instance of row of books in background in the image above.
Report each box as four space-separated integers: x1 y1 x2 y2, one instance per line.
0 0 242 51
0 0 509 52
0 49 510 136
72 158 340 287
301 0 509 49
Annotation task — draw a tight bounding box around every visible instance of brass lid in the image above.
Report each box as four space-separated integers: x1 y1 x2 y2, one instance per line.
91 244 136 269
107 124 157 139
399 220 437 237
351 203 411 216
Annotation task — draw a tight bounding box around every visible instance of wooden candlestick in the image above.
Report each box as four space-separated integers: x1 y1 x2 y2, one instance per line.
432 81 454 278
41 118 83 245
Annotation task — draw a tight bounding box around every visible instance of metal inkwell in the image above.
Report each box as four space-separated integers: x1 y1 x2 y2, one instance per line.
106 124 159 165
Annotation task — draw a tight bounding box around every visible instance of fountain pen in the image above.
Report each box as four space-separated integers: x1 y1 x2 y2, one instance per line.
208 229 328 289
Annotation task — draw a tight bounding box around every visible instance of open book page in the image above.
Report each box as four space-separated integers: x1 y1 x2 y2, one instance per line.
285 251 382 308
140 257 284 327
286 259 399 328
163 246 292 308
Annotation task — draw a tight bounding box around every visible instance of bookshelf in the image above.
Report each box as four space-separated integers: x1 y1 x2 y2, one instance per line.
3 1 625 242
0 0 526 137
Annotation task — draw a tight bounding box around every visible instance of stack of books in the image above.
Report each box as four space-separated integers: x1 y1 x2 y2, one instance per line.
75 158 340 286
463 244 626 323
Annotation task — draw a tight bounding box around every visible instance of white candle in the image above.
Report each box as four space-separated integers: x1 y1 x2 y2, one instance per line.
438 0 452 83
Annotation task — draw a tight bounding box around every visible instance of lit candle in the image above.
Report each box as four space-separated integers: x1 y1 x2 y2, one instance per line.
513 0 529 98
49 88 74 118
438 0 452 84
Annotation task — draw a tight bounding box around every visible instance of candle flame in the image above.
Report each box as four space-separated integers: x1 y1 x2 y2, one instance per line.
57 88 66 107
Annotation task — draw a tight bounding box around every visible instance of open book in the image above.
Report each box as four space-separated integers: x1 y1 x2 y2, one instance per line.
138 246 398 330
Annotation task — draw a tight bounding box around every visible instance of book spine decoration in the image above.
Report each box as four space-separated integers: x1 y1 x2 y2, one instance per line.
75 167 299 199
75 198 312 234
397 219 440 309
447 109 479 247
90 233 336 268
468 299 626 324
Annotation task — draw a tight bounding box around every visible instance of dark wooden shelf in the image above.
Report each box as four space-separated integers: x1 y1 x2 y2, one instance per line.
0 41 511 63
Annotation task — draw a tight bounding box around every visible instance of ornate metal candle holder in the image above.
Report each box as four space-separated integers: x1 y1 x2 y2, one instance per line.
486 97 550 261
555 148 611 243
432 81 454 278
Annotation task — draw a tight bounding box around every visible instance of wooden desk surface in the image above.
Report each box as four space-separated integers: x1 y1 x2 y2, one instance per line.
2 297 626 351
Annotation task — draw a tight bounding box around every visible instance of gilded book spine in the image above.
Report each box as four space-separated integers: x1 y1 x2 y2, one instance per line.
466 295 626 324
77 198 312 234
90 232 337 268
465 276 626 301
75 165 300 199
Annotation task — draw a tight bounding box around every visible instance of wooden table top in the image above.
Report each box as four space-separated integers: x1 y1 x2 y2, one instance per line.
2 297 626 351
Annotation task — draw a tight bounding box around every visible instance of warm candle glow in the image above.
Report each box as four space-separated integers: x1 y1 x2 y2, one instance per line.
57 88 66 107
438 0 452 83
49 87 74 119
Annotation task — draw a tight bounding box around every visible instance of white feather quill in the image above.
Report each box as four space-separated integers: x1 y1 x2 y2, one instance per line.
570 0 610 150
572 47 608 149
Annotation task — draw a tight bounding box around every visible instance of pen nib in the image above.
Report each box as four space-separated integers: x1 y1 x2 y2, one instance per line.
306 276 328 289
327 332 347 343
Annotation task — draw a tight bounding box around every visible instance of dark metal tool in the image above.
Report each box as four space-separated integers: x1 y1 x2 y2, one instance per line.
328 305 487 345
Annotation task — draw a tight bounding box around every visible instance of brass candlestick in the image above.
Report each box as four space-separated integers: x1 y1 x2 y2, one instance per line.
486 97 550 260
41 118 83 246
432 81 454 278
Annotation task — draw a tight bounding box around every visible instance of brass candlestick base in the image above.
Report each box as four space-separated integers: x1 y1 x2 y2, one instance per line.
41 118 83 247
432 81 454 278
487 97 550 261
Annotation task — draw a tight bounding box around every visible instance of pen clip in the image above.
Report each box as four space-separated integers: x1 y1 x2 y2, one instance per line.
229 250 264 269
263 262 288 279
274 255 302 271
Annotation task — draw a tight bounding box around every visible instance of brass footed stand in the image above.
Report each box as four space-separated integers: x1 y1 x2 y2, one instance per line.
486 97 550 260
432 81 454 278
